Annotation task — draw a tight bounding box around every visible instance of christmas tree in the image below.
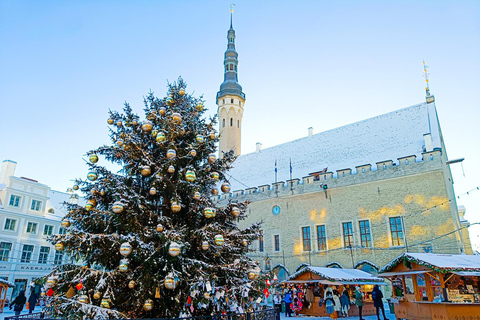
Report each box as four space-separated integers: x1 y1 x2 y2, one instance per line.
44 78 265 319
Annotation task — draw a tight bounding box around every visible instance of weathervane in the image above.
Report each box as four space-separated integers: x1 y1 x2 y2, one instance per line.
230 3 236 13
423 60 435 103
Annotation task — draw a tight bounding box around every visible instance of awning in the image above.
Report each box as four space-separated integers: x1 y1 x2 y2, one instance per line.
378 270 431 277
452 271 480 277
283 280 385 285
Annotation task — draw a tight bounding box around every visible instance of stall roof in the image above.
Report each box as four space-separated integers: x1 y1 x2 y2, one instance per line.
287 266 385 284
380 253 480 273
0 278 14 287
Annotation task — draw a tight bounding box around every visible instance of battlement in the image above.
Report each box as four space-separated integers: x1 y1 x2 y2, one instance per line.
217 150 443 202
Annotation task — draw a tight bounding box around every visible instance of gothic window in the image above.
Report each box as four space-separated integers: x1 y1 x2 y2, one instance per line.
231 98 234 103
223 99 225 104
237 120 239 128
229 64 233 70
230 118 233 126
222 119 225 127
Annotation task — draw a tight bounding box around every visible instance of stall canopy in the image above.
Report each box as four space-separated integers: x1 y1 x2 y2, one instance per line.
379 252 480 274
285 266 386 285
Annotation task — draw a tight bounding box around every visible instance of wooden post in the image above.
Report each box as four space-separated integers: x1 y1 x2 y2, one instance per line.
401 275 406 298
438 272 448 302
424 273 433 302
412 275 420 302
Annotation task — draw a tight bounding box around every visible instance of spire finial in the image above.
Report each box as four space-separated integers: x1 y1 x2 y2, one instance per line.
230 3 235 29
423 60 435 103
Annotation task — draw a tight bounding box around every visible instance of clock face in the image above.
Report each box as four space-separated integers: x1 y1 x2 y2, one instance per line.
272 205 281 215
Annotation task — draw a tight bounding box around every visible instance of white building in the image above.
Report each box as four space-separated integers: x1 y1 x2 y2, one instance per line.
0 160 79 299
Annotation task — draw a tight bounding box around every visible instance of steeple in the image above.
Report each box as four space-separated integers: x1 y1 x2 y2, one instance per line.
423 60 435 104
217 6 246 156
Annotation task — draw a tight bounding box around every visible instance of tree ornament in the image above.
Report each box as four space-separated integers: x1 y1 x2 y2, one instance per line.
214 235 225 246
61 220 71 228
119 258 129 272
85 202 94 212
89 154 98 163
172 112 182 124
93 292 102 300
242 239 248 246
149 187 157 195
168 242 181 257
166 97 174 106
73 184 79 190
221 183 231 193
193 192 201 201
159 107 166 116
196 102 204 111
142 121 153 132
132 120 138 126
78 295 89 304
211 188 219 195
87 171 98 181
147 113 156 121
55 243 64 251
204 208 216 218
116 121 123 127
100 298 111 308
202 241 209 250
156 132 166 142
210 172 220 181
185 170 196 182
166 149 176 159
164 274 176 290
45 276 56 288
107 118 114 125
208 154 216 164
143 299 154 311
171 202 181 213
112 202 124 214
100 189 106 196
196 135 204 143
167 165 175 173
116 139 124 147
155 287 161 298
90 188 97 196
140 166 152 176
156 224 164 232
179 88 185 96
204 292 210 299
189 149 197 157
247 269 259 280
128 280 135 289
209 131 216 140
151 130 158 138
120 242 132 257
231 207 240 218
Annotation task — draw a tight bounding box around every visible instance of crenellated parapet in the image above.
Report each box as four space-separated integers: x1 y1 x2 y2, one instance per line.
217 149 443 203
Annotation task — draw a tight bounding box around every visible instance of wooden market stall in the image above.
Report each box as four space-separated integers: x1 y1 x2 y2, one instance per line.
284 266 386 317
0 278 14 313
379 252 480 320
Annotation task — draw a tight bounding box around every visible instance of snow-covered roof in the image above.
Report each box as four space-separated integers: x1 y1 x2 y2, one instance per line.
226 102 441 190
380 253 480 273
0 278 14 287
287 266 384 284
44 190 84 221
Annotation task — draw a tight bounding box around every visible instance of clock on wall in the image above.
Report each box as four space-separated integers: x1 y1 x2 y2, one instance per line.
272 205 281 215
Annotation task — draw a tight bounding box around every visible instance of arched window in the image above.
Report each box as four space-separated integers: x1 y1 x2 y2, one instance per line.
222 99 225 105
230 118 233 126
237 120 239 128
222 119 225 127
231 98 234 103
229 64 233 71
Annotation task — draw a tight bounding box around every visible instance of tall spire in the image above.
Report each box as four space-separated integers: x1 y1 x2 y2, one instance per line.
423 60 435 103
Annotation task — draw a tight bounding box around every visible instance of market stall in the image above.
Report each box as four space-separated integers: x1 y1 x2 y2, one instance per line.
378 252 480 320
0 278 14 313
284 266 386 317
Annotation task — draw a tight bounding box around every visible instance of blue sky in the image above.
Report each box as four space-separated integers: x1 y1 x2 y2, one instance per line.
1 0 479 249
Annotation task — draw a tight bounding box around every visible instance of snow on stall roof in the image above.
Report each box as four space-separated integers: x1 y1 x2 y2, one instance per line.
226 102 441 191
288 266 384 283
380 253 480 273
0 278 15 287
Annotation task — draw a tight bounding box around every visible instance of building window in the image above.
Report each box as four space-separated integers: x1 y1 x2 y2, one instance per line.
223 99 225 104
230 118 233 126
4 218 16 231
237 120 239 128
302 226 311 251
316 225 327 251
31 200 42 211
390 217 405 246
359 220 372 247
274 235 280 252
259 231 264 252
58 227 66 235
405 159 409 165
222 118 225 127
20 245 34 263
26 222 38 234
0 242 12 261
43 225 54 236
54 251 64 265
342 222 354 248
9 195 21 207
38 246 50 264
231 99 234 104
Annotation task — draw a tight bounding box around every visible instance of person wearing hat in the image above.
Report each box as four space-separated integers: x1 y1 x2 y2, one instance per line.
355 286 365 320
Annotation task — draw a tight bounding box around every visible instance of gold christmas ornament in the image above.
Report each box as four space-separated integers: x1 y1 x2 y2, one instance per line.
209 131 216 140
156 132 166 142
189 149 197 157
107 118 114 125
120 242 132 257
204 292 210 299
164 274 176 290
151 130 158 138
167 165 175 173
168 241 181 257
128 280 135 289
147 113 156 121
171 202 181 213
221 183 231 193
242 239 248 246
159 107 166 116
155 174 163 181
61 220 71 228
73 184 79 190
142 121 153 132
45 277 56 288
100 189 106 196
172 112 182 124
185 170 196 182
87 171 98 181
140 166 152 176
193 192 201 201
119 258 129 272
90 188 97 196
143 299 154 311
93 292 102 300
156 224 164 232
202 241 209 251
166 97 174 106
211 188 219 196
247 269 260 280
55 243 64 251
196 102 204 111
166 149 176 159
149 187 157 195
214 234 225 246
89 154 98 163
78 295 89 304
210 172 220 181
116 121 122 127
132 120 138 126
208 154 216 164
231 206 240 218
85 203 94 212
179 88 185 96
116 139 124 147
203 208 216 219
112 202 124 214
101 298 111 308
196 135 204 143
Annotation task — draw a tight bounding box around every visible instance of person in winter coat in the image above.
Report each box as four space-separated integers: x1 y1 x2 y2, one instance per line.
284 291 293 317
332 290 341 318
324 291 336 318
372 285 388 320
355 287 365 320
340 289 350 317
10 290 26 315
273 292 282 312
28 289 38 314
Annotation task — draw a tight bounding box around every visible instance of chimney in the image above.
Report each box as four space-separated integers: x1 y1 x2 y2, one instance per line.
0 160 17 184
308 127 314 137
424 133 433 152
256 142 263 153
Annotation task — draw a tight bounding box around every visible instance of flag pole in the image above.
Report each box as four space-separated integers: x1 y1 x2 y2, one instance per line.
275 160 278 197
